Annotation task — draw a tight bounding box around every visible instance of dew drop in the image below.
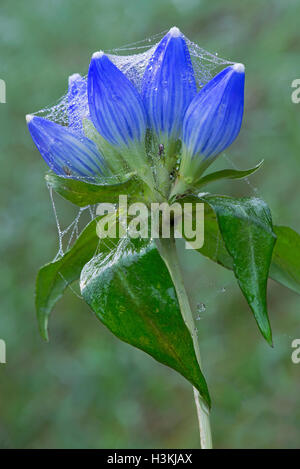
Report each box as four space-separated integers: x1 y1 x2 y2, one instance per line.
197 302 206 313
196 302 206 320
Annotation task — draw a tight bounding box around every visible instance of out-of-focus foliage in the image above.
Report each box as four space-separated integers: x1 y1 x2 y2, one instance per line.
0 0 300 449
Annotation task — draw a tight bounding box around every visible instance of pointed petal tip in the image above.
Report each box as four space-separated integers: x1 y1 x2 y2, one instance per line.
92 50 105 60
169 26 182 38
232 63 245 73
142 25 195 139
26 114 34 124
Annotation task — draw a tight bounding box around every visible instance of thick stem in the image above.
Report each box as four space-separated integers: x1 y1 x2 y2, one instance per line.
156 236 213 449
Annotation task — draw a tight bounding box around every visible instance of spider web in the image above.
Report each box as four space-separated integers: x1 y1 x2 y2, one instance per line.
34 30 233 132
34 30 256 309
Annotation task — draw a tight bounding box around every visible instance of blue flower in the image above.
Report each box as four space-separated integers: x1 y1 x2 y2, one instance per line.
27 27 245 196
178 63 245 184
26 115 109 179
88 51 147 148
141 27 196 143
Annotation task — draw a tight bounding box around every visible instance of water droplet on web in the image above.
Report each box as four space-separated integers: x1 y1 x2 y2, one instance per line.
197 302 206 313
198 192 209 197
196 303 206 320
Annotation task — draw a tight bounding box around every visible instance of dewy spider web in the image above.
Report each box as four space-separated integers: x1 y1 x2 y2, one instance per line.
34 31 234 134
35 31 257 307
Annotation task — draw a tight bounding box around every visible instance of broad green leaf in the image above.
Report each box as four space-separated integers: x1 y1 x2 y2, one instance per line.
186 200 300 297
80 237 211 407
36 218 115 340
194 160 263 189
182 195 276 344
204 196 276 345
45 171 143 207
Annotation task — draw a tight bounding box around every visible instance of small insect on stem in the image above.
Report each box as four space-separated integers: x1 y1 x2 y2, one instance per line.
63 166 72 176
158 143 164 157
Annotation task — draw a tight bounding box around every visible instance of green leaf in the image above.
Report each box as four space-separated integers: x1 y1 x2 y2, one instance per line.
194 160 264 189
80 237 211 407
181 195 276 344
186 199 300 297
270 225 300 295
45 171 143 207
36 218 116 340
204 196 276 345
196 202 234 269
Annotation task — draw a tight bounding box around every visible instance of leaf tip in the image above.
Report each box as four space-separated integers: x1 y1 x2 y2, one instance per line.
266 335 274 348
38 318 49 342
261 324 273 347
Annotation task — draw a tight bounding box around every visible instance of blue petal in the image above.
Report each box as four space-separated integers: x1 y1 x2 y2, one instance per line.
141 27 197 140
88 52 147 147
67 73 89 134
182 63 245 159
26 115 108 179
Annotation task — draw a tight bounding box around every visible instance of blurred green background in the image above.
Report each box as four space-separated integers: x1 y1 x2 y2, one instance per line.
1 0 300 449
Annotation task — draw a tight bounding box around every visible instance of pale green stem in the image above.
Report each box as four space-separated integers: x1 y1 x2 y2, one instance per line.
156 236 213 449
